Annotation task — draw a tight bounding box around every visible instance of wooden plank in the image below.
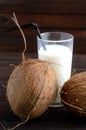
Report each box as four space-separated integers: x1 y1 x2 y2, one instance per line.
0 14 86 29
0 0 86 14
0 106 86 129
0 36 85 54
1 0 86 5
2 28 86 38
0 27 86 54
0 5 85 14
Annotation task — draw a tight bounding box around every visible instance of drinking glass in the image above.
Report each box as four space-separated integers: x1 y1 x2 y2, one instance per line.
37 32 74 107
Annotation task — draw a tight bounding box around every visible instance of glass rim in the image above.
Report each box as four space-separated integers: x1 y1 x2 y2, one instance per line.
37 31 74 43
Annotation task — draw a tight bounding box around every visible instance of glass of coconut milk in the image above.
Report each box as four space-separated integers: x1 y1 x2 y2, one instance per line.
37 32 74 107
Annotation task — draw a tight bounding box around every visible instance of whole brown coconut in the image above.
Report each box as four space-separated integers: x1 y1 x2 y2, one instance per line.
7 58 58 120
6 13 58 122
61 71 86 117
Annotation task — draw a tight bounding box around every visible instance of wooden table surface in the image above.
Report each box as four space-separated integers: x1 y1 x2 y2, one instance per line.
0 107 86 130
0 53 85 130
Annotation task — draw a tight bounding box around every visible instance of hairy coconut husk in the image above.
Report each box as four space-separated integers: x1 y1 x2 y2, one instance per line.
3 13 58 130
7 58 58 120
61 71 86 117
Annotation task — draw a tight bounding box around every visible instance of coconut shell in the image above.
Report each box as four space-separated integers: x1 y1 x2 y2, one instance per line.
7 58 58 120
61 71 86 117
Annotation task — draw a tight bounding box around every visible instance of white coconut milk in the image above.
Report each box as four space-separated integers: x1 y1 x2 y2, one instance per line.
38 44 72 103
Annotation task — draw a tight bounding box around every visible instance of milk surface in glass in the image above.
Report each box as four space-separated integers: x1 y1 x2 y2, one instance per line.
38 44 72 103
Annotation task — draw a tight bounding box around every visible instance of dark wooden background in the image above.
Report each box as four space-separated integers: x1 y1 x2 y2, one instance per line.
0 0 86 54
0 0 85 125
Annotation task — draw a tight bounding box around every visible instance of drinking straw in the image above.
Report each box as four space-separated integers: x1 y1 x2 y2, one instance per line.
6 22 46 50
